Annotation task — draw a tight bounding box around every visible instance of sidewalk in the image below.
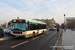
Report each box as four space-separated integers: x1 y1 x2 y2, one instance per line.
62 29 75 50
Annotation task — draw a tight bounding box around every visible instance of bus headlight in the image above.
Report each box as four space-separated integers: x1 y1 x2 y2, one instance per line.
25 32 27 34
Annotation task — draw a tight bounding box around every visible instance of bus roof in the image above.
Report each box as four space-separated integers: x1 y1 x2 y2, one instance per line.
26 20 46 24
12 19 46 25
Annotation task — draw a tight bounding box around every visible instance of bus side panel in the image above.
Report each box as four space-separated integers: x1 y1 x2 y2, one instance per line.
38 29 47 34
25 29 47 38
11 29 47 38
25 30 37 38
43 29 47 33
39 29 43 34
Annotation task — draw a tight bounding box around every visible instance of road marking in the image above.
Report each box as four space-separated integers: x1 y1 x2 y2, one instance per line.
11 40 29 48
32 36 40 40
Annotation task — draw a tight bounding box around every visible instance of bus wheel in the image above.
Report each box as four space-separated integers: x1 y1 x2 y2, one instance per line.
32 33 35 38
42 30 44 34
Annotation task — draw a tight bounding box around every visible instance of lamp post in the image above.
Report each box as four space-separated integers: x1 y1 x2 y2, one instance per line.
64 14 66 31
64 14 65 21
17 17 19 19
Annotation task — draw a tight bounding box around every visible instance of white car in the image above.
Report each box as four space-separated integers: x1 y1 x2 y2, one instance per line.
4 27 11 35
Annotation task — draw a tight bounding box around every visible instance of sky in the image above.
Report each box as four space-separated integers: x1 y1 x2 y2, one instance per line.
0 0 75 24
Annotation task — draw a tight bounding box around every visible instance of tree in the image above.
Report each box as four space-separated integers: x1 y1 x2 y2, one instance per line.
8 21 12 27
44 19 51 27
61 23 64 29
55 23 60 28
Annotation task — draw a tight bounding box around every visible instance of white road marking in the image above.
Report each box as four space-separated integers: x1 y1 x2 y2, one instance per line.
11 40 29 48
32 36 40 40
32 34 46 40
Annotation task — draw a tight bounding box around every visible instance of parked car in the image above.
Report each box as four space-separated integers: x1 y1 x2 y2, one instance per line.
0 27 4 38
4 27 11 35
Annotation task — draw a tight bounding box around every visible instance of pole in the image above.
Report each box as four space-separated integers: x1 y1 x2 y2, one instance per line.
64 14 65 23
64 14 66 31
17 17 19 19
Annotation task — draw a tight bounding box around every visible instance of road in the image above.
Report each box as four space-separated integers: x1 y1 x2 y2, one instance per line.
0 30 62 50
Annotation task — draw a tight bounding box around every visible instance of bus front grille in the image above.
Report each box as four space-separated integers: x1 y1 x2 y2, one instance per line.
13 31 22 34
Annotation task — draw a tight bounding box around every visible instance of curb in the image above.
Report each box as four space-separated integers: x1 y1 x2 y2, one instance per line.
56 30 63 50
52 29 63 50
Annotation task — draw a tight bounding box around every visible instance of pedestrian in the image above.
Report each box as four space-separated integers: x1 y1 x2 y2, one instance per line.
57 27 59 36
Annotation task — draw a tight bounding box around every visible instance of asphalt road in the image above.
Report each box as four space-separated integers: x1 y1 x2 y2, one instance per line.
0 30 62 50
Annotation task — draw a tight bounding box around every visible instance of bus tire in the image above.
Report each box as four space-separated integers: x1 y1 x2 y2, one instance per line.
42 30 44 34
32 32 35 38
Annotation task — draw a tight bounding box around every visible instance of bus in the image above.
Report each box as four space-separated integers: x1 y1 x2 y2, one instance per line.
11 19 47 38
49 25 57 31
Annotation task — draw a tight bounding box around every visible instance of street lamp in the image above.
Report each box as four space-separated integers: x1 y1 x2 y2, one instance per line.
17 17 19 19
64 14 66 31
64 14 65 23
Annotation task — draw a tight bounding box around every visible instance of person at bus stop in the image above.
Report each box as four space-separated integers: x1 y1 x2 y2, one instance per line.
57 27 59 36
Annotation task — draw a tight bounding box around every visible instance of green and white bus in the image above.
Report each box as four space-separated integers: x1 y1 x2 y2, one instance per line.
49 24 57 31
11 19 47 38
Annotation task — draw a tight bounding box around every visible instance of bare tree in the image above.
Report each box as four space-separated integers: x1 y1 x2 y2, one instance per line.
8 21 12 27
55 23 60 28
61 23 64 29
44 19 52 27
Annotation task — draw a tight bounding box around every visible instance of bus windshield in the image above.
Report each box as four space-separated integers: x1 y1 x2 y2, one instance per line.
12 23 26 31
49 26 54 28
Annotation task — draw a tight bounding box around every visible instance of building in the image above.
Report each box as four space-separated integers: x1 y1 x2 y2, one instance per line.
50 18 56 24
66 17 75 28
66 17 75 24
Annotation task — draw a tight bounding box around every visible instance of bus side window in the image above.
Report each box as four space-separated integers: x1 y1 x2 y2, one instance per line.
37 24 40 29
27 24 37 30
26 24 29 30
31 24 37 30
29 24 33 30
26 22 31 30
